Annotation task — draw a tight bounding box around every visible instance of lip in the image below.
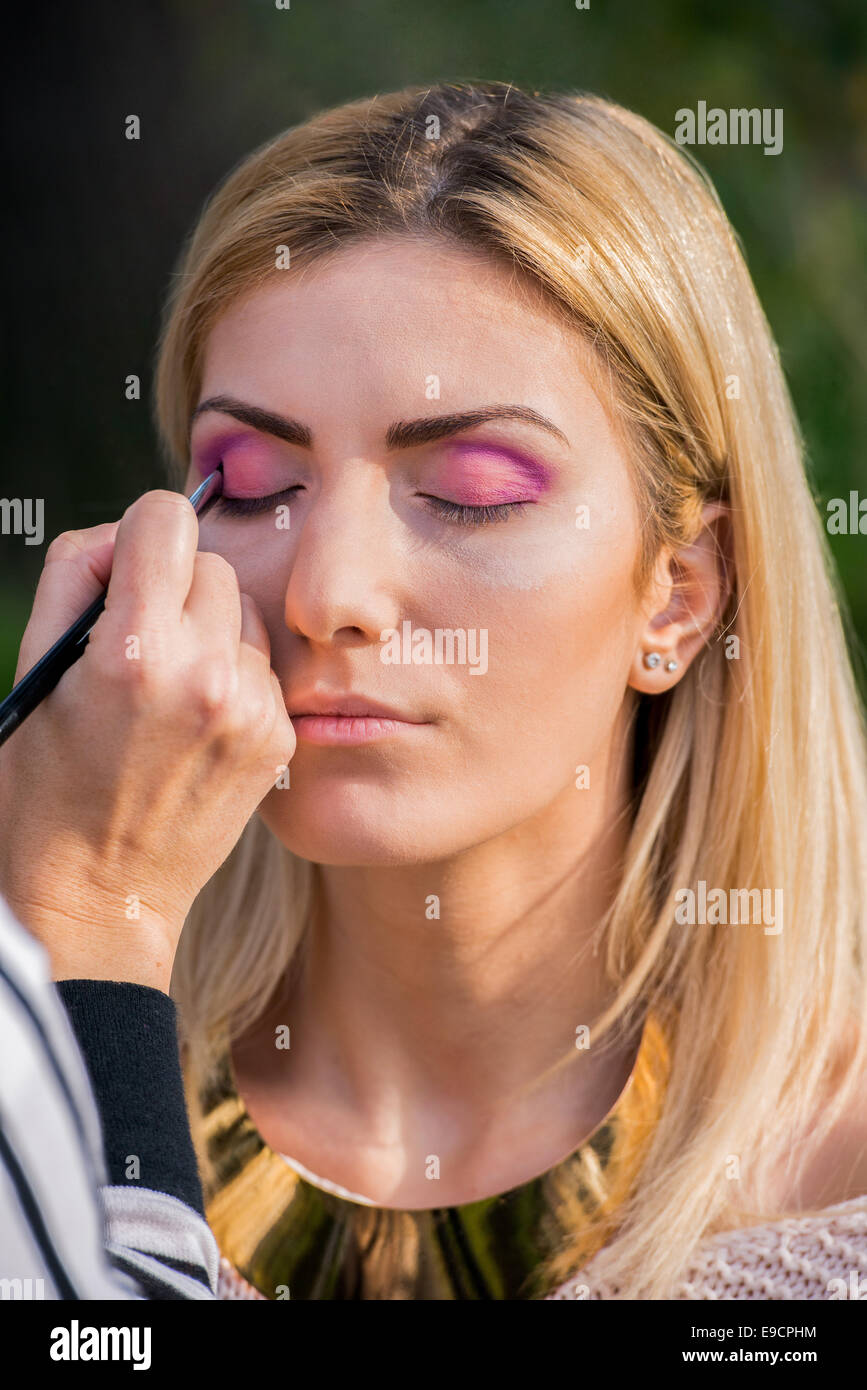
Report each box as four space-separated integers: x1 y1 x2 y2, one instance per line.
288 691 425 721
287 691 431 745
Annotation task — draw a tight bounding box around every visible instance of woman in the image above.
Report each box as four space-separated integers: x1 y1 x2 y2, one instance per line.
3 81 866 1300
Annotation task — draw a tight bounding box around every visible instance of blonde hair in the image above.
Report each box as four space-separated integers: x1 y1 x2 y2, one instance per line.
154 81 867 1299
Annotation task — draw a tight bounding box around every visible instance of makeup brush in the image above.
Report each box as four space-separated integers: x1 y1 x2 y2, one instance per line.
0 465 224 747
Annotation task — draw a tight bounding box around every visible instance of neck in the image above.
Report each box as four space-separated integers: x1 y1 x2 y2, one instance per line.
273 712 639 1140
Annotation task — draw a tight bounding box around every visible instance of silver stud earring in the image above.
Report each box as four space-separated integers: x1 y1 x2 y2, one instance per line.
665 659 679 672
643 651 661 669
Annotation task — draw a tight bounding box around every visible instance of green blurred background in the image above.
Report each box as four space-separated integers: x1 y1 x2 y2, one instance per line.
3 0 866 694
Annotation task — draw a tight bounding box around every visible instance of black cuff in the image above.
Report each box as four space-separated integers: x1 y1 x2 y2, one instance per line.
54 979 205 1217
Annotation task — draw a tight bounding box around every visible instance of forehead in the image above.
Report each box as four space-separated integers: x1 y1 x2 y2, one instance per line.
197 236 607 428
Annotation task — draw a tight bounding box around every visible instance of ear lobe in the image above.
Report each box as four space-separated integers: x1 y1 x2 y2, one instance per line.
627 501 732 694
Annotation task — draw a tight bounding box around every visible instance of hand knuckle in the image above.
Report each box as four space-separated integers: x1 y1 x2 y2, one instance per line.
245 690 276 742
269 704 295 758
192 662 237 724
92 640 169 702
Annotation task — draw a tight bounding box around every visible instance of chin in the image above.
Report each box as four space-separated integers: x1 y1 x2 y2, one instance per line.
258 796 451 867
274 828 445 868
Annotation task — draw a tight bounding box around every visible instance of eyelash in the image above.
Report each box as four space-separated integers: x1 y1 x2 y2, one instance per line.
215 485 530 526
216 487 301 518
419 495 530 525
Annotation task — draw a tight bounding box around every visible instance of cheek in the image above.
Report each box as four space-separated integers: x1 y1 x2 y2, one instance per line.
502 572 636 696
454 530 640 758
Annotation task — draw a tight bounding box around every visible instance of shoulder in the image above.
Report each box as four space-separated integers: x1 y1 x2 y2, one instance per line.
548 1195 867 1300
550 1031 867 1301
674 1196 867 1301
773 1029 867 1212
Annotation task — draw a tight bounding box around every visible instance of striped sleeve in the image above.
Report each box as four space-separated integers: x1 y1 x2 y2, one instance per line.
54 977 219 1300
0 894 217 1299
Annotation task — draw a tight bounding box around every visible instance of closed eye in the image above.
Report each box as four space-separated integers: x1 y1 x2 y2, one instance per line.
216 485 302 517
215 485 531 526
417 495 531 525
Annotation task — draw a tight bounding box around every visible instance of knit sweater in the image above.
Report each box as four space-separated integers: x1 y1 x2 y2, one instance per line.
549 1196 867 1300
55 979 867 1302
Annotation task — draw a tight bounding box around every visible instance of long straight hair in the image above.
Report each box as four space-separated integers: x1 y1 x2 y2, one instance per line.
154 81 867 1299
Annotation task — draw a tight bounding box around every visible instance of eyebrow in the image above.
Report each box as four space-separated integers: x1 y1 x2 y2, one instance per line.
189 395 570 450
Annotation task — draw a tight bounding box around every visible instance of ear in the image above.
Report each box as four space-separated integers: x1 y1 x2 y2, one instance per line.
627 501 732 694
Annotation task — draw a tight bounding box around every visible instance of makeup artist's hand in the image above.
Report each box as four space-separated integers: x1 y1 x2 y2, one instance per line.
0 491 295 992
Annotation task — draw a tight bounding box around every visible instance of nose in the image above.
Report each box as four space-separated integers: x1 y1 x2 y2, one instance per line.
283 469 404 649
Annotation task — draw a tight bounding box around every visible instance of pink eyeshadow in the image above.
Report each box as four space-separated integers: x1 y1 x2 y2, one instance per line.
192 431 287 496
191 431 554 504
434 442 552 504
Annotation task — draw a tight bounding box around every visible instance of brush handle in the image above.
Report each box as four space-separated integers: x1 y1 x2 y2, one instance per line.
0 592 106 745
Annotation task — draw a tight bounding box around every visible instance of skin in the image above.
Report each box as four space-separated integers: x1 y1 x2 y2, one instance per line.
183 235 731 1206
5 232 860 1214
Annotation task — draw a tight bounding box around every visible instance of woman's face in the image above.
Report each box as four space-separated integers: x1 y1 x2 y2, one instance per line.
186 235 652 866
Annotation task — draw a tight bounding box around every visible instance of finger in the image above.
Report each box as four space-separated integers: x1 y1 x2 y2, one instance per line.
236 599 292 756
183 550 244 653
237 591 272 666
107 491 199 630
235 594 279 714
236 596 293 735
15 522 121 679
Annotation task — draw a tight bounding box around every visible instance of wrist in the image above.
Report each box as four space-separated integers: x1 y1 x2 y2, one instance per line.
6 894 180 994
51 948 174 995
